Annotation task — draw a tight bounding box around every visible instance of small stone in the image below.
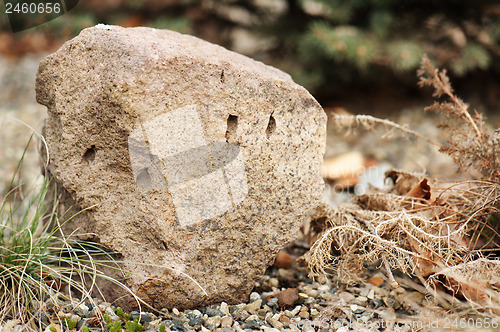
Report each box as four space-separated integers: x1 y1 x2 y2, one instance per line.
148 318 162 328
367 276 384 287
232 308 250 321
206 307 223 317
298 311 309 319
337 327 349 332
73 303 89 317
257 309 267 319
76 319 86 330
394 286 406 294
188 315 204 326
220 315 233 328
290 306 301 316
267 313 283 329
305 289 318 298
35 310 50 326
338 291 355 302
272 251 293 269
276 288 299 308
278 268 295 279
354 307 365 315
357 296 368 303
367 289 375 300
360 287 369 297
220 302 229 316
267 297 279 309
140 314 152 324
279 315 290 328
191 309 202 317
242 320 259 330
319 292 333 301
407 291 425 303
310 309 319 317
245 314 259 322
161 320 174 329
172 323 187 332
204 315 221 328
302 325 315 332
372 298 384 308
232 321 244 331
172 308 180 316
200 326 211 332
269 278 279 288
249 292 261 302
289 324 300 332
378 309 396 320
263 328 280 332
245 299 262 314
298 293 308 299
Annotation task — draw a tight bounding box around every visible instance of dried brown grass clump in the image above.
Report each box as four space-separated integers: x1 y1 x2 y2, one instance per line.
307 55 500 314
418 55 500 183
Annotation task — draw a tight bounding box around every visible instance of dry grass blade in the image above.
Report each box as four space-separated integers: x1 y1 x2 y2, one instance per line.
307 55 500 317
331 113 441 147
418 54 500 182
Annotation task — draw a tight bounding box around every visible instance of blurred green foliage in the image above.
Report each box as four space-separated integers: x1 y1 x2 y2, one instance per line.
2 0 500 98
263 0 500 93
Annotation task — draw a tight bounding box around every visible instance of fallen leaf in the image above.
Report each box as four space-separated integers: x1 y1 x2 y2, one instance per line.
385 170 421 196
406 178 432 200
407 237 441 277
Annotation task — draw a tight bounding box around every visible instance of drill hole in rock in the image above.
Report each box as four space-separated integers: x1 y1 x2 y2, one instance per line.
82 145 96 163
225 114 238 142
266 114 276 138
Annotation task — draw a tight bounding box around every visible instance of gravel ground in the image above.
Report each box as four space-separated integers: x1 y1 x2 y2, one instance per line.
1 56 499 332
2 242 495 332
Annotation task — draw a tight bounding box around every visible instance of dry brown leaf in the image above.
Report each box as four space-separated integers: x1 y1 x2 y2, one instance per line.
407 237 442 277
429 259 500 309
385 169 422 195
406 178 432 200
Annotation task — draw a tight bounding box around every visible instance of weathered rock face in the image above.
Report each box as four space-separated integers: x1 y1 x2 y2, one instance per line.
36 25 326 310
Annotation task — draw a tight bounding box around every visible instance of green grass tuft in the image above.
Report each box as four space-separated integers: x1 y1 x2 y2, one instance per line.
0 132 143 330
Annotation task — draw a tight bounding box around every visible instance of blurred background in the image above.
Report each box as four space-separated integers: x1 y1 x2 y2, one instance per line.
1 0 500 201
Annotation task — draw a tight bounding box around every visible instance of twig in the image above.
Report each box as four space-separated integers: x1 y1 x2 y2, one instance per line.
332 114 441 147
382 256 399 289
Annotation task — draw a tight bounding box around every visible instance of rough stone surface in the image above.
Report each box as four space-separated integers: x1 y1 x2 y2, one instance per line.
36 25 326 310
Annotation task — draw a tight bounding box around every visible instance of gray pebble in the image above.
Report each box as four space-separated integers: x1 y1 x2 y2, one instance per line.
243 319 262 330
232 308 250 321
188 315 204 326
206 307 223 317
266 297 279 309
172 323 187 331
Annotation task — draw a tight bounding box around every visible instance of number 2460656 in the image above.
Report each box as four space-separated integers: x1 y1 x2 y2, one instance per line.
5 2 61 14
